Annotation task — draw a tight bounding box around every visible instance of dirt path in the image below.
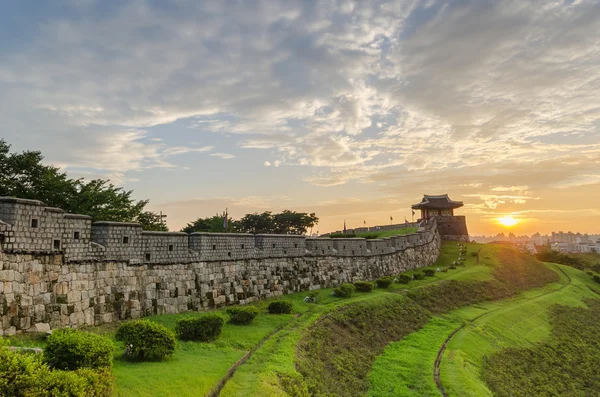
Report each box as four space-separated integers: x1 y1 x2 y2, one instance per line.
432 264 572 397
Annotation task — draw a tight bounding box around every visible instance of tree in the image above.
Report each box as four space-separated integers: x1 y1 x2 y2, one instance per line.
238 212 274 234
273 210 318 235
181 213 240 233
0 139 151 226
137 211 168 231
236 210 318 235
0 139 78 209
67 179 148 223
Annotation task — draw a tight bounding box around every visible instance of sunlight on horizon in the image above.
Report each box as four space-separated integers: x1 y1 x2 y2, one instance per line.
497 216 519 227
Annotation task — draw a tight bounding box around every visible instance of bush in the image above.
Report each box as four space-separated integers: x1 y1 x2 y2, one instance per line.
333 283 356 298
354 281 374 292
441 267 449 273
593 275 600 284
376 277 393 289
586 271 594 276
413 273 425 280
341 283 356 296
41 368 115 397
398 274 412 284
0 342 114 397
44 328 113 370
423 269 436 277
226 306 259 325
175 314 225 342
116 320 176 360
268 300 293 314
449 264 457 269
304 291 319 303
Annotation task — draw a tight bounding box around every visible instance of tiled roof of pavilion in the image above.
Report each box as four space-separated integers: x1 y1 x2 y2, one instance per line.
411 194 464 210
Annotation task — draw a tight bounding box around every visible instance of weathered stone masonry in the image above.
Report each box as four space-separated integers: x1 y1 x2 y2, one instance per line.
0 197 441 335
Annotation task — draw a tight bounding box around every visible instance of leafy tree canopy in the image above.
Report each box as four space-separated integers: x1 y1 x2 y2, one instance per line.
183 210 318 235
0 139 158 229
181 213 240 234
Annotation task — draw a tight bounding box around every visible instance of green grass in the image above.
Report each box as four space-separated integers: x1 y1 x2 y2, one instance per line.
368 263 600 397
482 298 600 397
441 264 599 397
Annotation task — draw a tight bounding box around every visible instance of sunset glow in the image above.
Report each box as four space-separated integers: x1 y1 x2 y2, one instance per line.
498 216 519 227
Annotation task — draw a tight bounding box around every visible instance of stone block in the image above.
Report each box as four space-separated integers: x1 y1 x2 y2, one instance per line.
34 322 51 333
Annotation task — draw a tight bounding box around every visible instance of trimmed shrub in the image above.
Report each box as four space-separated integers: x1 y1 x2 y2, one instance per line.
354 281 374 292
116 320 176 360
375 277 393 289
341 283 356 296
175 314 225 342
449 264 457 269
423 269 436 277
441 267 449 273
42 368 115 397
268 300 293 314
44 328 113 370
413 273 425 280
333 283 356 298
304 291 319 303
398 274 412 284
593 275 600 284
226 306 259 325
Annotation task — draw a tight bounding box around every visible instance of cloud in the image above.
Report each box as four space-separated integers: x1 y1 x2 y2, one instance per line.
554 174 600 188
465 193 541 209
209 152 235 159
491 185 529 192
0 0 599 238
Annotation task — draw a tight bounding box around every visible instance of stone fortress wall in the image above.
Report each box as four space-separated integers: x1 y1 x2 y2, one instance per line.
0 197 441 335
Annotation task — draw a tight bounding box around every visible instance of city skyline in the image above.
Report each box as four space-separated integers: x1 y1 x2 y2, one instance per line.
1 1 599 235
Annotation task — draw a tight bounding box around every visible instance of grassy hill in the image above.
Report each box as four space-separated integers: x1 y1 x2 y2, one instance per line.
4 242 599 397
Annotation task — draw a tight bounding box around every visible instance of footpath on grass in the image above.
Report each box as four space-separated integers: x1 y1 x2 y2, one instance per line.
368 262 600 397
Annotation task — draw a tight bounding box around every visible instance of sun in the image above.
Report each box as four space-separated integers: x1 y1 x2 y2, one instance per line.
498 216 518 227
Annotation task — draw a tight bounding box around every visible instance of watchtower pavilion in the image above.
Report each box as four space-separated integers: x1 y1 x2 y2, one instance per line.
412 194 469 241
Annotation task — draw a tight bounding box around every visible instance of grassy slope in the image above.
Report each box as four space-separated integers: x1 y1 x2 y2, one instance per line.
221 242 488 396
368 261 599 397
293 243 561 396
482 298 600 396
441 264 600 397
112 310 294 397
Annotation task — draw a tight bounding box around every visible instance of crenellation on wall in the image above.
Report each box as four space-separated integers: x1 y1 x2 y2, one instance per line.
190 232 256 261
142 231 190 264
331 238 368 256
0 198 446 264
90 222 143 263
255 234 305 258
305 238 337 256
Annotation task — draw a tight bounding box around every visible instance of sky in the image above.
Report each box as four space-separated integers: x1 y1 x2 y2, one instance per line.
1 0 599 236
